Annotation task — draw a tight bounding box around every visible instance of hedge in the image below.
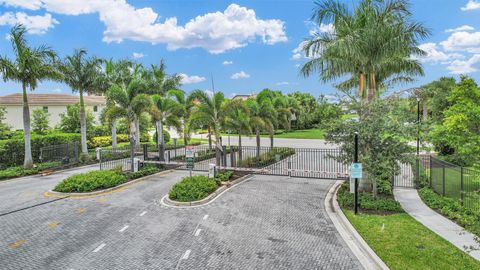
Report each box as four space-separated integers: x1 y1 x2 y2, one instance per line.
168 175 219 202
88 133 150 149
0 132 81 168
337 182 404 213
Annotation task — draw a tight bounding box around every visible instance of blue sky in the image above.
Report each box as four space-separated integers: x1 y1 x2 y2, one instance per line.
0 0 479 99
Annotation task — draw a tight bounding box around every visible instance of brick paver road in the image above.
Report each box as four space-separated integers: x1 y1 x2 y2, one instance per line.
0 170 362 269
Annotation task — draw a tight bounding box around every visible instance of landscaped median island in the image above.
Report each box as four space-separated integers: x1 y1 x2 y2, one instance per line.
337 182 480 269
167 170 242 204
0 161 62 180
53 165 162 193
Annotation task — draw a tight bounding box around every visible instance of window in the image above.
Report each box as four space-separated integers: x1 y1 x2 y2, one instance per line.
43 106 48 112
93 106 98 112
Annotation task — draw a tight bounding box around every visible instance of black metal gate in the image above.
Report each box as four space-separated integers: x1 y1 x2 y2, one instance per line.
141 145 348 180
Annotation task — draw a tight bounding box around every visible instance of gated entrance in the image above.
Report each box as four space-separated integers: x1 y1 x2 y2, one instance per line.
140 144 349 180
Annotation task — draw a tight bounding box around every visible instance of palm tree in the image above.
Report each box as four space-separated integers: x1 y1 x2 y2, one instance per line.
151 93 182 160
245 97 275 160
223 99 251 162
58 49 102 160
301 0 429 101
106 78 151 169
169 89 195 146
0 25 61 168
188 90 226 164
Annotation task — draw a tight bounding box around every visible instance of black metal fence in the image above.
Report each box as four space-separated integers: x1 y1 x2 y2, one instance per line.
99 144 143 171
429 156 480 212
39 142 79 165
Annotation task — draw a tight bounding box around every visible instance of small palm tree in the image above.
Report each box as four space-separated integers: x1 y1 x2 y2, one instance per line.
245 97 275 160
58 49 102 160
151 93 182 160
0 25 61 168
223 99 251 162
188 90 226 164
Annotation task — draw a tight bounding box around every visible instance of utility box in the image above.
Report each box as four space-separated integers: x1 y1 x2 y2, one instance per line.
96 147 102 160
209 163 216 178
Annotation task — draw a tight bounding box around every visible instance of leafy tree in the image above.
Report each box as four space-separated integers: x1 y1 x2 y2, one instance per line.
32 108 50 135
301 0 429 101
0 25 62 168
288 92 318 129
315 95 342 129
423 77 456 124
327 98 413 196
223 99 251 161
58 104 95 137
170 89 196 145
0 106 11 139
58 49 102 160
151 93 182 160
430 76 480 166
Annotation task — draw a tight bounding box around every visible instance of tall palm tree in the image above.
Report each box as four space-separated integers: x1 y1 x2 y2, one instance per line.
245 97 275 160
169 89 195 146
301 0 429 101
188 90 226 164
223 99 251 162
106 78 151 168
0 25 61 168
58 49 102 160
151 93 182 160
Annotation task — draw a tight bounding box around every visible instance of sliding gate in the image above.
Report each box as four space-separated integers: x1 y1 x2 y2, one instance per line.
142 145 348 180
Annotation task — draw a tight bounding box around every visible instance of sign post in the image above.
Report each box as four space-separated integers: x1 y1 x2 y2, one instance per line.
186 145 194 178
352 132 361 215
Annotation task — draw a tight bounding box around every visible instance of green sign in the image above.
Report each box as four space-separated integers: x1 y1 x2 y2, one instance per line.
350 163 362 178
186 157 194 169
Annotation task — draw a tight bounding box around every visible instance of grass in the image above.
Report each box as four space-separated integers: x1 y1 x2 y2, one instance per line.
343 210 480 270
223 128 325 140
0 162 62 180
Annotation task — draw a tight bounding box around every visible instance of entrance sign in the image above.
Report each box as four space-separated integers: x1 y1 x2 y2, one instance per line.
350 163 362 179
186 146 194 170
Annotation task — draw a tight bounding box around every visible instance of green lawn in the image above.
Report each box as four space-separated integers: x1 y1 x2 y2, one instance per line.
223 128 325 140
343 210 480 270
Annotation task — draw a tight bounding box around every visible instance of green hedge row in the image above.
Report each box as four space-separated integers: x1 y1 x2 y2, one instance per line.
337 182 404 213
0 132 81 168
168 171 235 202
0 162 61 180
88 133 150 149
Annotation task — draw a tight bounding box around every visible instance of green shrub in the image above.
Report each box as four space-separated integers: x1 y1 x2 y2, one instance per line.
125 164 161 179
419 187 480 237
169 175 219 202
216 171 234 182
87 134 129 148
337 182 404 213
0 132 81 167
54 170 127 193
0 162 61 180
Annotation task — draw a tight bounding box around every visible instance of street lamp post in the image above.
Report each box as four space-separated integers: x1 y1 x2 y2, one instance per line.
416 97 421 188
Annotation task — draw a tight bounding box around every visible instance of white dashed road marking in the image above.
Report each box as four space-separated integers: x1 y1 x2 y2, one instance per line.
93 243 106 253
139 211 147 217
119 225 129 233
194 229 202 236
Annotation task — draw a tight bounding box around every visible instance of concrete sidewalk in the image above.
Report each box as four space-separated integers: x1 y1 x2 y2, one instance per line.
394 187 480 261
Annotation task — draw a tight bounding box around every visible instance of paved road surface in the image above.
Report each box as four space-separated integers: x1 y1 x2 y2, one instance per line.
0 169 361 269
193 135 338 149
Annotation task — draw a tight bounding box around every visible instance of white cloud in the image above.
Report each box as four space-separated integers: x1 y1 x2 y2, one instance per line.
231 71 250 79
222 60 233 65
309 23 334 36
417 43 464 64
1 1 287 54
132 52 145 59
291 41 320 61
445 25 475 33
461 0 480 11
0 12 58 34
276 81 289 85
441 31 480 53
178 73 206 84
447 54 480 74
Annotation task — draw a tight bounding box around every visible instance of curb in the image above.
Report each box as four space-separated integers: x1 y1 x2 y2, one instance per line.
161 174 253 208
45 169 175 198
324 180 390 270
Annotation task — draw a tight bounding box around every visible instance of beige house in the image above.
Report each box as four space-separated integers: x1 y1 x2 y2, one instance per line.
0 93 106 130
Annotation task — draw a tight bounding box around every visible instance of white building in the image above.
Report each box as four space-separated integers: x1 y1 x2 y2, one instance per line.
0 93 106 130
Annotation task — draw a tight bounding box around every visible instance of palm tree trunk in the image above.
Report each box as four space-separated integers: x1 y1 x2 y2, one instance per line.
270 134 274 148
129 119 136 172
183 122 188 146
111 119 117 150
22 83 33 169
256 128 260 161
367 73 375 102
215 134 222 166
359 72 365 99
135 117 140 147
208 126 212 150
372 73 377 98
156 120 165 161
79 89 88 161
238 133 242 164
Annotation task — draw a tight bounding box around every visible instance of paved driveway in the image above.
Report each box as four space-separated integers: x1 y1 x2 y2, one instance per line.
0 170 361 269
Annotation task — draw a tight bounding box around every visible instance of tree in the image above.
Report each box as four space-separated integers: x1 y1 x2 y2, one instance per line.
170 89 195 146
0 106 11 140
223 99 251 161
288 92 318 129
430 76 480 166
0 24 61 168
315 95 342 129
422 77 456 124
301 0 429 101
32 108 50 135
245 97 275 160
58 49 102 160
151 93 182 160
189 90 226 164
58 104 95 136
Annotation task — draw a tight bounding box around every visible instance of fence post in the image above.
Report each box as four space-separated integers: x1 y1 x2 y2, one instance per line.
460 167 464 206
442 165 446 196
416 158 420 189
222 146 227 166
143 144 148 160
99 148 102 170
230 146 234 167
429 155 432 188
288 155 292 177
